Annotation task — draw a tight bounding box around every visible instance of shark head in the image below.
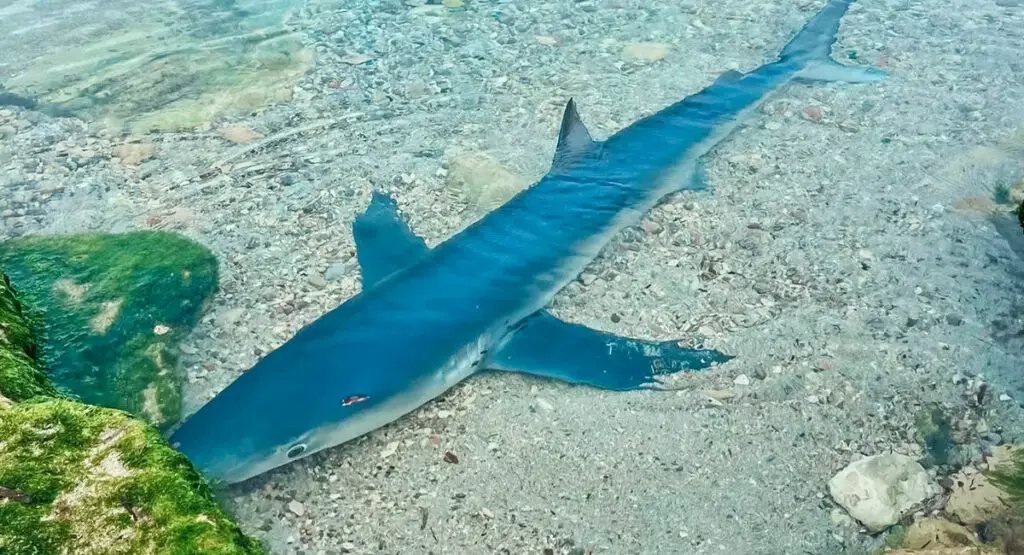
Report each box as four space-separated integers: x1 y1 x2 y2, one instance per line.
168 357 380 484
168 312 448 484
167 297 473 484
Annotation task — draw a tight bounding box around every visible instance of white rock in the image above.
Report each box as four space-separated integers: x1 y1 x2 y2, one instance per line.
999 393 1013 402
827 453 938 532
380 441 399 459
287 499 305 516
733 374 751 386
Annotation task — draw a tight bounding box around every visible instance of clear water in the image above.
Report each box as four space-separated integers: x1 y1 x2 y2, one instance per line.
2 0 1024 553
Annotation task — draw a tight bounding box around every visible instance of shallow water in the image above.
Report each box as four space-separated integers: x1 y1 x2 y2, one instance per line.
2 0 1024 553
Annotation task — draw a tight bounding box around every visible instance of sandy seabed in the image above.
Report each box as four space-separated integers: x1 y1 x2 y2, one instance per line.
2 0 1024 553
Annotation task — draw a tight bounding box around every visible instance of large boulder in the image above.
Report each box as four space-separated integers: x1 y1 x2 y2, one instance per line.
0 268 264 554
0 231 218 429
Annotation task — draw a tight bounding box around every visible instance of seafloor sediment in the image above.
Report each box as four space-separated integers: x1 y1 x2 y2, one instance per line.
2 0 1024 553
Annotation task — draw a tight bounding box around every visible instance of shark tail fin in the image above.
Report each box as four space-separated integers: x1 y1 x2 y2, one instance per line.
780 0 886 84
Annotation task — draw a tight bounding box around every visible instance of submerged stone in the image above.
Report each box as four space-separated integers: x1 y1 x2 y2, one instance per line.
0 231 219 429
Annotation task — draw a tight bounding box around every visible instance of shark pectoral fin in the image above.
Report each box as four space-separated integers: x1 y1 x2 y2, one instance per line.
485 311 732 391
551 98 598 173
795 60 887 84
352 191 430 288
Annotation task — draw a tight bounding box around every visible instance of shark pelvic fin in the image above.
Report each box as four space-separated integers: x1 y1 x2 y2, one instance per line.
352 191 430 288
485 311 732 391
551 98 597 172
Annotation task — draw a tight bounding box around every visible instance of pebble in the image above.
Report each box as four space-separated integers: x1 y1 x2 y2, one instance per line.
115 143 157 165
218 308 245 327
381 441 399 458
534 398 554 411
341 53 375 65
308 274 328 288
999 393 1013 402
220 125 264 144
706 389 734 401
733 374 751 386
622 42 668 63
287 500 305 516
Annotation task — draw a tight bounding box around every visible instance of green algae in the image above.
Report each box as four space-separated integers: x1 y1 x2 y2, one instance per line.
913 406 957 467
0 273 59 402
0 231 218 429
988 447 1024 511
0 269 265 554
0 399 266 555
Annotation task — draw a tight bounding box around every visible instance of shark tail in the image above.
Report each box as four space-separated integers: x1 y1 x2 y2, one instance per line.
779 0 886 84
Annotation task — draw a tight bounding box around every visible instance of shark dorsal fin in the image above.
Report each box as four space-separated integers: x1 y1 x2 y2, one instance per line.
352 191 430 289
551 98 596 172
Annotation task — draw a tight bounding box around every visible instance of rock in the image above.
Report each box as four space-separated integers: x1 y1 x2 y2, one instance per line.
903 518 979 550
287 500 305 516
340 53 375 65
220 125 264 144
0 271 264 554
0 232 219 429
307 273 328 289
953 196 999 214
733 374 751 386
114 143 157 166
947 445 1020 525
324 260 353 282
445 151 529 212
0 274 58 402
828 453 939 532
622 42 668 63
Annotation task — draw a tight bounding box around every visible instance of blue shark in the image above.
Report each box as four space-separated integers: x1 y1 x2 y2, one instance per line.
169 0 885 484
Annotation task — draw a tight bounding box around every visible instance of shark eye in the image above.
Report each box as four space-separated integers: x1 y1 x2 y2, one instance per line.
286 444 307 458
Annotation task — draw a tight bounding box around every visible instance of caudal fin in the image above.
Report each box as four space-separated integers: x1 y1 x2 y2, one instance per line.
780 0 886 84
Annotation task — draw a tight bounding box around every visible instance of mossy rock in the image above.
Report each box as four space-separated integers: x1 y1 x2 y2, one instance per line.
0 273 59 402
0 398 266 555
0 231 218 429
0 270 265 554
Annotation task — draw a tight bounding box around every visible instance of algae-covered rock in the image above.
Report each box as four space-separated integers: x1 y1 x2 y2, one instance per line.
0 398 265 554
0 231 218 428
0 270 265 555
0 273 59 402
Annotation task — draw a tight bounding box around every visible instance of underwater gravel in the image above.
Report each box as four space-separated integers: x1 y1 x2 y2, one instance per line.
3 0 1024 553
